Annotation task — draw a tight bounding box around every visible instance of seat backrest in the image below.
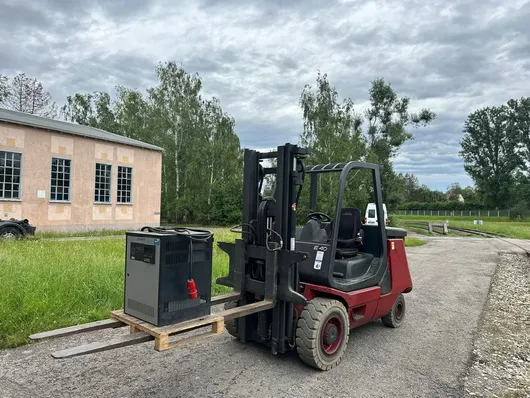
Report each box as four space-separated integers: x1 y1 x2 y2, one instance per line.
338 208 361 240
299 219 328 243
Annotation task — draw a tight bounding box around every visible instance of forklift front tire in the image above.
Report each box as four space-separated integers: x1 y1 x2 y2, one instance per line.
295 297 350 371
381 293 405 328
224 301 239 338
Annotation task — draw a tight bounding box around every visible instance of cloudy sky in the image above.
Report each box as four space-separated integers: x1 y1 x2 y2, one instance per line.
2 0 530 191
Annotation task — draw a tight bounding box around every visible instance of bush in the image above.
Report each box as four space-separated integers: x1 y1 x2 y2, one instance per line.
396 201 488 211
210 182 243 226
509 203 528 221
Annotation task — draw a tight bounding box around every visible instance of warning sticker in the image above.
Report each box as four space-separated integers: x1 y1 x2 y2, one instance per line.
314 250 325 269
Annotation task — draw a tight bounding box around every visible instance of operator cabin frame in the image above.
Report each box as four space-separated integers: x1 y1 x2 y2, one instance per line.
296 161 389 293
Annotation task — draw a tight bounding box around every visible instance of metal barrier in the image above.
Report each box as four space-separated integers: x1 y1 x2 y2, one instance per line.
391 210 511 217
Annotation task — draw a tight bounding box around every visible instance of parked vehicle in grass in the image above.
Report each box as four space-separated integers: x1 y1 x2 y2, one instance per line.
364 202 389 225
0 218 36 239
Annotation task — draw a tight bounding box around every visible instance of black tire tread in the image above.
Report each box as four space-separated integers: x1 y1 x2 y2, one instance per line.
0 226 21 239
224 301 239 338
295 297 349 371
381 293 405 328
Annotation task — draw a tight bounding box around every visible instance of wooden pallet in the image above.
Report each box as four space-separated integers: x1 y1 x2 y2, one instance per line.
109 309 225 352
29 292 274 359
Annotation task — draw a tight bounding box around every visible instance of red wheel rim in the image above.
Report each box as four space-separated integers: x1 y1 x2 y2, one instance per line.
396 302 404 320
321 315 343 355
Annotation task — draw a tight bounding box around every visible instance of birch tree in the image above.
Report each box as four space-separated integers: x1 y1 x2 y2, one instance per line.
61 91 118 132
364 78 436 208
146 62 203 221
200 98 242 222
4 73 57 118
61 61 242 224
0 74 8 104
299 72 367 216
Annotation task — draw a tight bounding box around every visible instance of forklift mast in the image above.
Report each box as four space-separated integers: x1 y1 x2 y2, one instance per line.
217 143 310 354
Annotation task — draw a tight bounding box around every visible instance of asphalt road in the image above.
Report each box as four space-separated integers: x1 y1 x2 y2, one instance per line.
1 237 528 398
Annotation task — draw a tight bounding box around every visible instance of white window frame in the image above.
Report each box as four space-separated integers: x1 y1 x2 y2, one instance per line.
94 162 112 204
117 166 133 204
0 150 22 201
50 157 72 202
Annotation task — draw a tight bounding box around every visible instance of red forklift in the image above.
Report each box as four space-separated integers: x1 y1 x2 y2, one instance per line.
30 143 412 371
216 143 413 370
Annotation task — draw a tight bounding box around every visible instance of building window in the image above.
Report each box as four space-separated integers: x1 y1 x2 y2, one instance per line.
94 163 112 203
117 166 132 203
0 150 22 200
50 158 71 201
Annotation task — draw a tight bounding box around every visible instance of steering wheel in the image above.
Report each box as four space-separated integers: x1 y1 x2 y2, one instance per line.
308 211 332 223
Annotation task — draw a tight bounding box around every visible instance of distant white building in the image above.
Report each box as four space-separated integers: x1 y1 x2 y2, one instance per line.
446 193 465 203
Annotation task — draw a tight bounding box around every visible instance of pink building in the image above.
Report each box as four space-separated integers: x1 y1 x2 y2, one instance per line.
0 108 163 232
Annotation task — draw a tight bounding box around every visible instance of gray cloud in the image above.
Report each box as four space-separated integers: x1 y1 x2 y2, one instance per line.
0 2 51 29
1 0 529 192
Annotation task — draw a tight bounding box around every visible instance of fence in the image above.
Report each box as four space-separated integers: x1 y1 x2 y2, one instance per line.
391 210 511 217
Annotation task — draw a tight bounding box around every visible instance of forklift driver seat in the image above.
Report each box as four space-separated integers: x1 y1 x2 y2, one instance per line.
335 208 363 258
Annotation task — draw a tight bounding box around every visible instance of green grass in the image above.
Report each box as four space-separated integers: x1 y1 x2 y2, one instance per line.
404 236 427 247
0 227 235 349
392 215 530 240
0 239 125 348
0 226 424 349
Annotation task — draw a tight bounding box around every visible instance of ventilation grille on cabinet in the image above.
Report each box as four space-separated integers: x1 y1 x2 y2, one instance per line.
127 299 155 318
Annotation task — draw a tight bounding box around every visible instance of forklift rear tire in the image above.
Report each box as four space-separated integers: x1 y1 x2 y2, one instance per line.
295 297 350 371
381 293 405 328
224 301 239 338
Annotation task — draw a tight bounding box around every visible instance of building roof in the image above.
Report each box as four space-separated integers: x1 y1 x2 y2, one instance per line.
0 108 163 152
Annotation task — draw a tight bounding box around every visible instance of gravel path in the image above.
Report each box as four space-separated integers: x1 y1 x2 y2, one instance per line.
0 237 528 398
463 252 530 397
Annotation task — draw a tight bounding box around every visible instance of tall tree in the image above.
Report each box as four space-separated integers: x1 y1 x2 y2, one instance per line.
298 73 437 213
61 91 117 132
62 61 243 224
299 72 365 161
414 184 446 203
299 72 368 215
365 79 436 159
505 97 530 210
0 74 8 104
364 78 436 208
461 186 478 202
3 73 57 118
114 86 153 142
199 97 242 222
403 172 419 202
147 62 204 222
61 93 96 125
459 105 521 208
505 97 530 174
